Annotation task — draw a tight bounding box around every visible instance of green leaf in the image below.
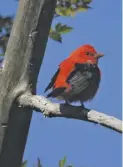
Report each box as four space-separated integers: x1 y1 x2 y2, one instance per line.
55 23 62 32
55 7 75 16
55 5 90 17
50 27 53 33
59 156 67 167
75 6 88 12
55 7 68 16
59 25 73 34
70 0 79 3
55 23 73 34
66 8 76 16
37 158 42 167
0 53 5 56
21 160 27 167
82 0 92 4
49 30 62 43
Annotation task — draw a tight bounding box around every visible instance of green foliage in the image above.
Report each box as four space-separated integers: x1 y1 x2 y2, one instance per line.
59 156 67 167
55 5 88 17
49 28 62 43
21 159 43 167
59 157 73 167
55 0 92 16
49 23 73 43
21 157 74 167
37 158 43 167
55 23 73 34
0 16 12 53
0 53 4 56
50 0 92 42
0 0 92 53
21 160 28 167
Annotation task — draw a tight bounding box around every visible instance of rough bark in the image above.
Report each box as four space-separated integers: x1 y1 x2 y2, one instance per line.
0 0 56 166
18 94 123 133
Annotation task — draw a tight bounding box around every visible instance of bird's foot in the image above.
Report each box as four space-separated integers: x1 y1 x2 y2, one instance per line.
80 102 90 118
80 102 85 109
65 100 70 105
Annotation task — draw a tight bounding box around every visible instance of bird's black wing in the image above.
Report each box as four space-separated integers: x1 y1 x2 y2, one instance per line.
66 63 100 101
44 69 60 93
66 63 93 94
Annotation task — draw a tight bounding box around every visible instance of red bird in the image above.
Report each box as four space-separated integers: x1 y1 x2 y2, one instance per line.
44 44 103 105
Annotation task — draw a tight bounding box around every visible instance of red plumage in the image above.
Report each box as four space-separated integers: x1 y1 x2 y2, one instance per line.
44 44 103 103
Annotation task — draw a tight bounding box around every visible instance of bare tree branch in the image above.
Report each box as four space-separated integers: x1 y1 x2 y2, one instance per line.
18 93 123 134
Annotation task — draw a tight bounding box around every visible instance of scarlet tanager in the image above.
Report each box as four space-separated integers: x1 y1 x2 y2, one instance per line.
44 44 104 105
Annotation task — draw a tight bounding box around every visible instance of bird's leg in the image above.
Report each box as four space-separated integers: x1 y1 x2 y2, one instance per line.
65 100 70 105
80 101 85 108
80 101 90 119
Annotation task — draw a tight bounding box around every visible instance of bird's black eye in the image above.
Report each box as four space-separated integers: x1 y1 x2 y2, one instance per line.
86 52 94 56
86 52 90 55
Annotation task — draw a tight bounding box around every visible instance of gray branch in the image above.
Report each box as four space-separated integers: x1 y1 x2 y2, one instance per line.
18 94 123 133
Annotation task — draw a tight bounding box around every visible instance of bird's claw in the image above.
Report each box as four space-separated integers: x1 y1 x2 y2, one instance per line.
80 102 85 108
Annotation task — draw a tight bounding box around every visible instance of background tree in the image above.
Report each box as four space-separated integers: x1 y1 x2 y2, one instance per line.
0 0 121 167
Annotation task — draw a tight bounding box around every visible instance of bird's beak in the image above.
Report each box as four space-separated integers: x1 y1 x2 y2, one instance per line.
94 53 104 58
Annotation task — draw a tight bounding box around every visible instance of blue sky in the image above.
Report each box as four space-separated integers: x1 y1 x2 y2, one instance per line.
0 0 122 167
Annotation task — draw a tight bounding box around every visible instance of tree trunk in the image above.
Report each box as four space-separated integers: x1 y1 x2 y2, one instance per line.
0 0 56 166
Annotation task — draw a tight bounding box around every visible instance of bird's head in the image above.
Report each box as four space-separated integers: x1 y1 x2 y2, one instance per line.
70 44 104 65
